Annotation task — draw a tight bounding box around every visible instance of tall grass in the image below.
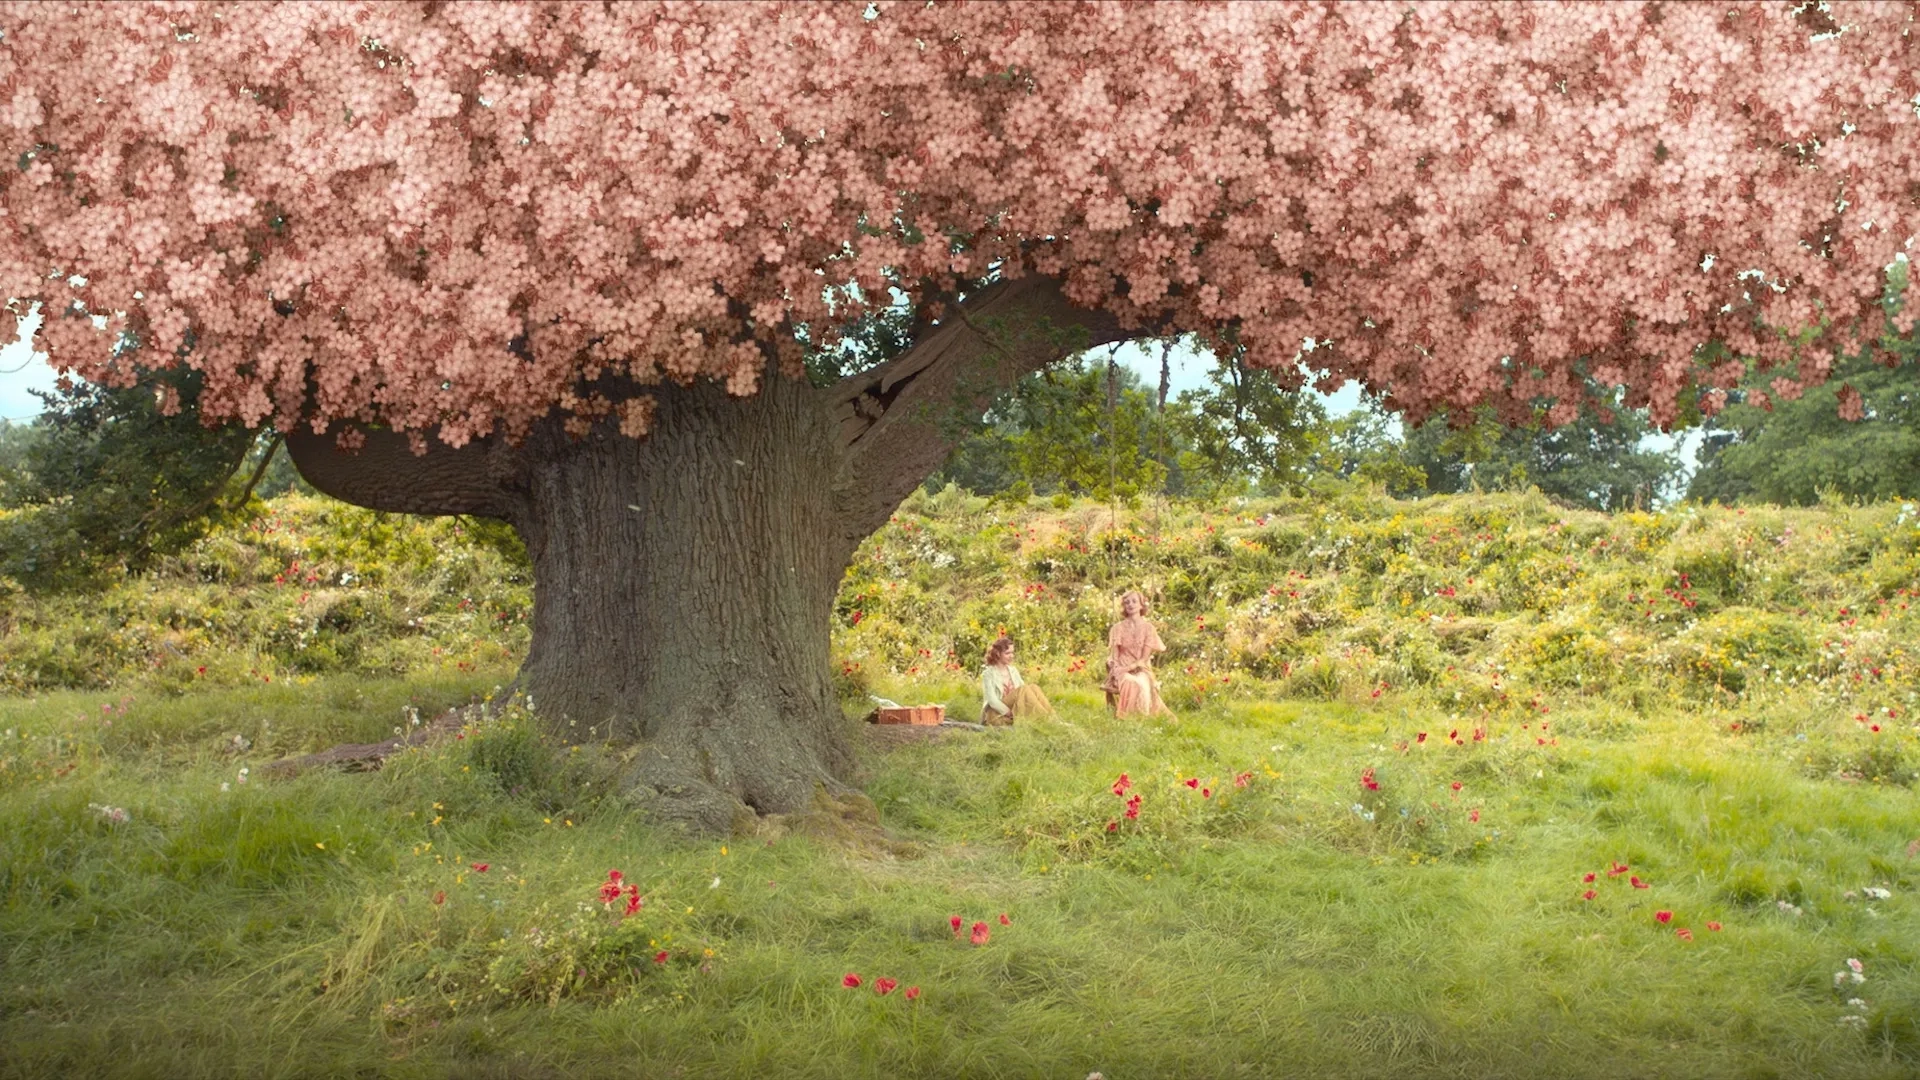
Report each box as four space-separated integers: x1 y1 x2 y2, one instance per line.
2 677 1915 1078
1 487 1917 1076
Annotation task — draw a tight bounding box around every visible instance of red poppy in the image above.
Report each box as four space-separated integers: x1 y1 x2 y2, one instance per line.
970 921 990 946
1234 771 1252 788
1448 730 1459 741
1450 781 1462 792
1675 928 1693 941
905 986 922 1000
999 913 1010 926
1469 809 1480 823
1112 773 1132 797
842 973 862 988
1607 862 1629 877
1360 768 1379 792
875 977 898 995
1124 794 1142 820
432 890 446 906
1202 787 1212 798
1582 873 1596 884
1185 778 1199 789
1416 732 1428 744
1654 910 1672 924
1631 876 1650 889
624 886 643 917
653 950 669 965
1705 921 1722 932
1581 890 1597 901
949 914 962 936
1106 819 1119 832
471 862 489 872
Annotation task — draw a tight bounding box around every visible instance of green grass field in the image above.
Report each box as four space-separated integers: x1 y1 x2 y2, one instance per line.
3 488 1918 1077
2 665 1915 1079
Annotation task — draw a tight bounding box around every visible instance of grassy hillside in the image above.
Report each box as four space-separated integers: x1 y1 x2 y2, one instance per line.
2 488 1917 1077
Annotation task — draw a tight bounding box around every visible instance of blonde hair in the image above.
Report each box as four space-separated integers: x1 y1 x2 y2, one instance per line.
1119 590 1150 616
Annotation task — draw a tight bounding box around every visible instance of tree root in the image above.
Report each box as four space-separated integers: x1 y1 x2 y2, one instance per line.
262 707 470 778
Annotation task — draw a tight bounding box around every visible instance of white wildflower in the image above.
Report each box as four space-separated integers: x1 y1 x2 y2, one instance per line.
1862 887 1890 900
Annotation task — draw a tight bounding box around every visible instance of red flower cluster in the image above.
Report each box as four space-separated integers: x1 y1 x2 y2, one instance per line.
1124 794 1142 819
1112 772 1131 797
597 868 643 916
1360 768 1379 792
598 870 626 904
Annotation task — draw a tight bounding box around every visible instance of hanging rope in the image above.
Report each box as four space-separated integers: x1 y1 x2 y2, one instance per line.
1105 344 1119 584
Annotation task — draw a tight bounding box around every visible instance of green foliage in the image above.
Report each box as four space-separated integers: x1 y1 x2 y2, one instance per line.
0 368 263 590
1163 353 1327 497
835 489 1920 730
1689 351 1920 506
1402 395 1680 512
930 346 1331 502
0 494 531 695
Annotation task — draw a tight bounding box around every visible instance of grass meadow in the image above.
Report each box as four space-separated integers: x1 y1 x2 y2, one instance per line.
2 488 1917 1077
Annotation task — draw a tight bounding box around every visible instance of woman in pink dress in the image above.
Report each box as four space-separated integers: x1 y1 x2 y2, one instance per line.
1103 591 1171 717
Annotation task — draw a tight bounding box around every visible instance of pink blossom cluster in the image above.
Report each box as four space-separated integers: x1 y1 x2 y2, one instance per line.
0 2 1913 446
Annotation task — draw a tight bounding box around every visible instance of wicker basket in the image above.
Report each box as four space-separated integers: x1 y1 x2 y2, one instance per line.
873 705 945 726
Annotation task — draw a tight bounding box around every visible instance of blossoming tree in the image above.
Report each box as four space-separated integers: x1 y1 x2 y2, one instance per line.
3 2 1914 829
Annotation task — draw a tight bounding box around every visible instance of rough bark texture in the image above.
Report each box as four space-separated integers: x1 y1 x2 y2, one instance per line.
513 373 853 831
285 275 1134 834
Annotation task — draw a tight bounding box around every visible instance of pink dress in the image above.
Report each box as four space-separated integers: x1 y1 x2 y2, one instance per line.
1104 616 1170 717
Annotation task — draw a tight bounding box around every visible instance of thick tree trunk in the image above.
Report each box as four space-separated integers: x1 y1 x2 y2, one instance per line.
285 275 1140 834
512 373 855 832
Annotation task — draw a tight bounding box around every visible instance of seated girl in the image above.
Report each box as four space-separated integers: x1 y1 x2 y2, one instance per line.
980 636 1052 726
1103 590 1172 718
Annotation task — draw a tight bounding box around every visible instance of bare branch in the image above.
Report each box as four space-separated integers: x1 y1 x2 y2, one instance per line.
284 427 528 521
826 276 1146 541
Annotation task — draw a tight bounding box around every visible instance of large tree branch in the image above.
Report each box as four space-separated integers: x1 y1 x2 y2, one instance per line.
284 427 528 521
827 276 1147 542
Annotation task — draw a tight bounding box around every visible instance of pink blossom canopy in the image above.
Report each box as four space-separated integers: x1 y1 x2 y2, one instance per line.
1 1 1915 444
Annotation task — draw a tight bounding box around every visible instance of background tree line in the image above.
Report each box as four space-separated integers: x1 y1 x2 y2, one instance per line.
4 315 1916 594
